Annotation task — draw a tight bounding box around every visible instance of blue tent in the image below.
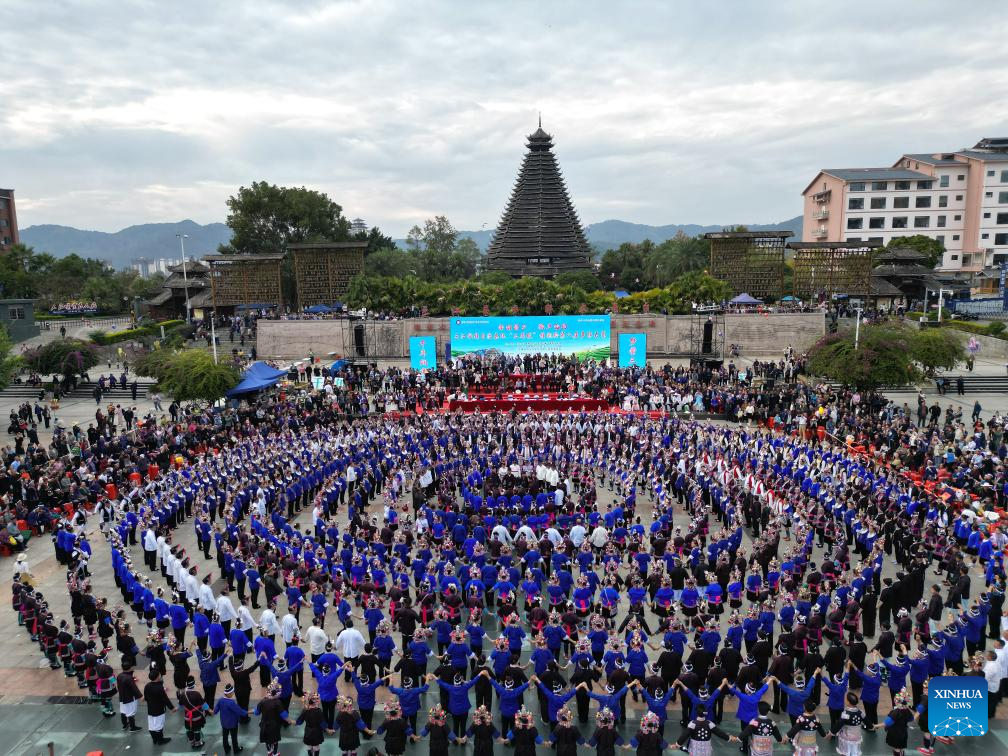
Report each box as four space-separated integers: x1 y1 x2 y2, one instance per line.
613 289 630 299
226 361 288 397
729 292 763 305
306 304 332 314
330 359 347 373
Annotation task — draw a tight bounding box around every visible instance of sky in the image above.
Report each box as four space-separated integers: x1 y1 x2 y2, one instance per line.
5 0 1008 237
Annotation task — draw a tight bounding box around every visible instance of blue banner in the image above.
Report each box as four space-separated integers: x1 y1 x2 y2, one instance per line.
618 332 646 367
409 336 437 371
449 315 611 361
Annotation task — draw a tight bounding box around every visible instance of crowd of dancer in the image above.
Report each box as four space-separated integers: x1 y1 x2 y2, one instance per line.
6 351 1008 756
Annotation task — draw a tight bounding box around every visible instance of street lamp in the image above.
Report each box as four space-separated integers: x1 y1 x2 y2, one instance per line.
176 233 190 323
854 307 863 350
936 288 954 323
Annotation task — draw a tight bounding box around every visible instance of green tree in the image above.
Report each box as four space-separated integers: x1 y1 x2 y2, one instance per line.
159 351 239 404
354 226 397 256
885 234 943 269
807 325 919 389
910 327 965 376
554 270 602 291
0 326 21 391
219 182 352 255
363 248 413 278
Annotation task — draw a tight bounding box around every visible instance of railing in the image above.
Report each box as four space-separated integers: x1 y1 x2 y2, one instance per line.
813 209 829 220
814 226 828 237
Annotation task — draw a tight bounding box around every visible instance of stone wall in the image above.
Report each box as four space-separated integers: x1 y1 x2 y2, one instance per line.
257 312 825 360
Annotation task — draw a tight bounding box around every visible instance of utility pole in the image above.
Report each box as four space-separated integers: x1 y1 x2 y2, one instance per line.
176 233 191 323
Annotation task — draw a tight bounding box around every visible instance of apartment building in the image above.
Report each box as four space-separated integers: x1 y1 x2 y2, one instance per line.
802 137 1008 272
0 188 18 251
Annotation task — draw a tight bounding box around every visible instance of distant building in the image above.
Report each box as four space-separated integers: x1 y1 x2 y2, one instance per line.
143 260 212 320
486 123 592 278
802 137 1008 273
349 217 369 236
132 257 183 277
0 189 19 251
0 299 38 342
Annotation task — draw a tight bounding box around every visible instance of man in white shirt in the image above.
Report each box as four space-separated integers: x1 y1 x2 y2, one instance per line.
589 525 609 550
334 621 366 680
142 527 158 570
183 567 200 609
490 523 513 545
198 576 217 614
280 612 300 645
569 521 586 548
156 535 170 578
215 589 238 634
305 616 330 663
236 598 256 642
260 605 282 640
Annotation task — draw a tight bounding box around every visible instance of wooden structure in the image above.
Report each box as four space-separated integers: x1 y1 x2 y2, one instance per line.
704 231 792 300
144 260 211 320
788 241 879 300
204 253 285 310
289 241 366 309
486 123 592 278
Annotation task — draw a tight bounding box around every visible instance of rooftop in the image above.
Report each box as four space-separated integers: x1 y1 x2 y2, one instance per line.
821 167 934 182
900 153 963 167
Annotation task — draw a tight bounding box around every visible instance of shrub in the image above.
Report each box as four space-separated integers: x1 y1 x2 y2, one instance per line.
987 321 1006 337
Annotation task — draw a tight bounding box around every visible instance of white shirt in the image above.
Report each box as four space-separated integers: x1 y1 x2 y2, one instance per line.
143 529 157 551
215 594 237 622
589 526 609 548
281 613 300 644
334 627 366 659
306 625 329 655
184 572 200 601
199 583 217 611
237 605 255 632
569 524 586 547
260 609 282 637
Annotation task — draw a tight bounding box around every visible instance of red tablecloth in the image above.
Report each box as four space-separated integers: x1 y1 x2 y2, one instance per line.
447 397 609 412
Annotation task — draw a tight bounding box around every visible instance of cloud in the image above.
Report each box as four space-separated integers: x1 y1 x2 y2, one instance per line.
3 0 1008 237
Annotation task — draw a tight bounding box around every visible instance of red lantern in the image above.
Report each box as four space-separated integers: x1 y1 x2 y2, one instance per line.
482 304 490 316
544 303 554 315
510 305 519 315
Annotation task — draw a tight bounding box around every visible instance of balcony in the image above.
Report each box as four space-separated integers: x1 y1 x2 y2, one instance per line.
813 209 829 220
814 226 828 238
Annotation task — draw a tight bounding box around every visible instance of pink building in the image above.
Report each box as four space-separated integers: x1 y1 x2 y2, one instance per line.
802 138 1008 273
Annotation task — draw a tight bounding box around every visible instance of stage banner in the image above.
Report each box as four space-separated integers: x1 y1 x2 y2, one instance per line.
450 315 611 361
409 336 437 371
618 332 646 367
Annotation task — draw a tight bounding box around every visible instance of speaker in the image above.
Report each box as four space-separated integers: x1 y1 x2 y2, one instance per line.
702 320 713 355
354 324 365 356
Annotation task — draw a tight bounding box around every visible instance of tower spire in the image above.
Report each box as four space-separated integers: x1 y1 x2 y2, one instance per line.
538 111 541 128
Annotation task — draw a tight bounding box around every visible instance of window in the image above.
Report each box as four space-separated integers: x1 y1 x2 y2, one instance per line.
869 217 885 229
871 181 888 191
989 170 996 177
996 233 1008 245
982 233 989 239
938 195 948 208
847 218 863 230
0 219 7 228
956 195 963 200
895 181 911 190
527 257 552 264
918 180 933 189
954 214 962 221
848 197 864 210
939 175 949 187
986 192 994 198
951 255 959 261
1000 192 1008 203
1002 170 1008 182
997 213 1008 224
958 174 965 181
870 197 887 209
849 182 865 192
893 196 910 209
7 307 24 321
846 237 862 242
937 215 946 227
892 217 908 229
936 235 945 246
914 216 930 228
915 196 932 208
984 212 991 218
953 234 960 241
867 237 883 243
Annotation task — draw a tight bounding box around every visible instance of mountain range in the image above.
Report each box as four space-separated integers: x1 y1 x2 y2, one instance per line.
20 215 803 268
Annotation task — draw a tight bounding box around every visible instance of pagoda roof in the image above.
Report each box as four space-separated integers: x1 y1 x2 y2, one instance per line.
486 123 592 278
875 246 930 263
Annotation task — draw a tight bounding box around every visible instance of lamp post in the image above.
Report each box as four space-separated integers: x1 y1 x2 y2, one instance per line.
176 233 190 323
936 288 953 323
854 307 863 350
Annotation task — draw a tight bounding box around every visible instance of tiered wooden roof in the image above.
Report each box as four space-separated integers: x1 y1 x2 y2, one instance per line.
486 124 592 278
